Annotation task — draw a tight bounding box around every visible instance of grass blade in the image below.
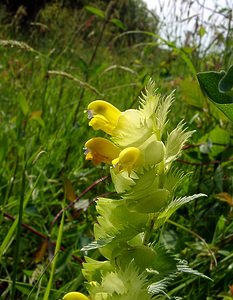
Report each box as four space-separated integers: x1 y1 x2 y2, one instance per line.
0 173 42 257
43 209 65 300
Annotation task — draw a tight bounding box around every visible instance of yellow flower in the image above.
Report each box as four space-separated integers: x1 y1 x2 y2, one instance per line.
112 147 143 175
84 137 120 165
87 100 121 135
63 291 90 300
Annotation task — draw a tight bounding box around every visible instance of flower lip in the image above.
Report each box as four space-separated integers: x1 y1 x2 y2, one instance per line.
84 137 120 165
87 100 121 135
112 147 143 175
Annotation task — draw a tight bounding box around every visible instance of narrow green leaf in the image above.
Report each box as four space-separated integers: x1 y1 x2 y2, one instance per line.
11 160 26 300
43 210 65 300
0 174 41 257
85 5 105 18
211 215 226 244
19 94 29 116
110 18 125 29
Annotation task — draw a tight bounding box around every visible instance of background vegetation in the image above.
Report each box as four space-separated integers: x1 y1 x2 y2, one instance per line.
0 0 232 299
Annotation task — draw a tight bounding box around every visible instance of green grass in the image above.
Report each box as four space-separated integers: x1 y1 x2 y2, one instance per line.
0 2 233 299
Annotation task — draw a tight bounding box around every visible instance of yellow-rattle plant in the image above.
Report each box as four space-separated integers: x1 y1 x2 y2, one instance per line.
63 79 208 300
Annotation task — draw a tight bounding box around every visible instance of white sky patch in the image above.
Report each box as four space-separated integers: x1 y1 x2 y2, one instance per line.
143 0 233 51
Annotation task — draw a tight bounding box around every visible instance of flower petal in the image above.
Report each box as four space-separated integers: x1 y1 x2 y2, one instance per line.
63 292 90 300
84 137 120 165
87 100 121 135
113 109 151 148
112 147 143 175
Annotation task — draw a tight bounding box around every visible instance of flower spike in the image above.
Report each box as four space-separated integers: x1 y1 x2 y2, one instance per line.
64 79 206 300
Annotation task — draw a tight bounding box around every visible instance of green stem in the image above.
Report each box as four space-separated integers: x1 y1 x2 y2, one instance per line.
11 158 26 300
43 208 65 300
143 213 157 245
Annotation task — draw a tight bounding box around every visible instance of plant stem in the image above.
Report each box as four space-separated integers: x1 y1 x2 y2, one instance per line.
43 209 65 300
11 158 26 300
143 213 157 245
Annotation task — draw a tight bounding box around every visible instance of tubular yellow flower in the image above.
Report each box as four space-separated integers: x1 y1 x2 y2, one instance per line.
112 147 143 175
87 100 121 135
84 137 120 165
63 291 90 300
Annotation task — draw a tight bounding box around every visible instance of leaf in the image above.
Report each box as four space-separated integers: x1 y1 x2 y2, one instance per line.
197 67 233 122
211 215 226 244
19 94 29 115
43 210 65 300
180 77 206 108
81 237 113 251
110 18 125 30
148 278 172 295
76 57 88 74
15 283 31 295
94 198 148 242
148 258 211 296
155 194 206 228
85 5 105 19
218 65 233 94
0 174 42 257
148 245 177 279
176 260 211 280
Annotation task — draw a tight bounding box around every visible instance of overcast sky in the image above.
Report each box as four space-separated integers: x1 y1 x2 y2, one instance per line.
143 0 232 50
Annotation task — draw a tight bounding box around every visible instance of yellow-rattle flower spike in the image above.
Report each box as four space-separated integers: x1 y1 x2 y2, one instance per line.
84 137 120 165
63 291 90 300
87 100 121 135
